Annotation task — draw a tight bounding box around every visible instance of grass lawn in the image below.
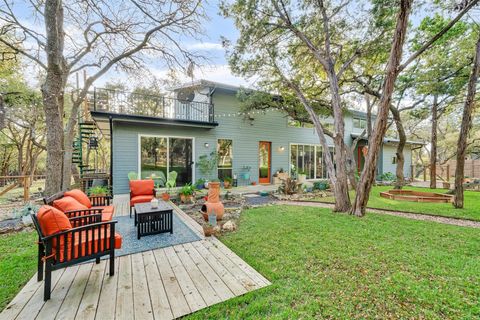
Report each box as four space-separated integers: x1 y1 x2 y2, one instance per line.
186 205 480 319
320 185 480 221
0 231 37 311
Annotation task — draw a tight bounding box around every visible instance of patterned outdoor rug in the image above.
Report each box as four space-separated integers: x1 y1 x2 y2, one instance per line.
108 212 201 258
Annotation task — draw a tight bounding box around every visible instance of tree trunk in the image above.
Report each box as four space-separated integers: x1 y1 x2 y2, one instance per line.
346 148 358 191
0 94 5 131
430 94 438 189
351 0 412 217
454 33 480 208
325 61 351 212
390 105 406 189
42 0 67 195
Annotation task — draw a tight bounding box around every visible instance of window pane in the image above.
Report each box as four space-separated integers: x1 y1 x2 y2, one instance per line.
217 139 233 179
291 145 298 175
316 146 324 179
169 138 193 186
140 137 167 181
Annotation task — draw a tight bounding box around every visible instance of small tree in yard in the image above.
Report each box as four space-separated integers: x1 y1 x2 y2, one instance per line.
0 0 206 194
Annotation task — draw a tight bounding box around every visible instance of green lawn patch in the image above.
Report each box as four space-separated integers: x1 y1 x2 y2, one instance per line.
319 185 480 221
186 205 480 319
0 231 37 311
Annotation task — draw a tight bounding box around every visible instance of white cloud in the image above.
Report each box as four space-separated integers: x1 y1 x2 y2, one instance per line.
187 42 224 51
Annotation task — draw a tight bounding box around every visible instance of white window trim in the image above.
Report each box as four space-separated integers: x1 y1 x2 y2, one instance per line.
138 134 196 184
289 143 333 180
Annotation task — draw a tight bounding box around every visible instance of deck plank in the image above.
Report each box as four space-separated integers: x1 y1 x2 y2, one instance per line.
95 257 119 319
55 263 93 320
131 253 154 320
142 250 173 320
76 260 106 320
115 255 134 320
153 248 191 318
36 265 80 320
202 240 261 291
182 242 235 301
163 246 206 312
209 237 271 286
191 241 248 296
173 244 222 306
17 269 65 320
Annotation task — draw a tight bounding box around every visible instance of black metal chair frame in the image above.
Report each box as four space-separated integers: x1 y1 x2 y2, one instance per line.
32 212 117 301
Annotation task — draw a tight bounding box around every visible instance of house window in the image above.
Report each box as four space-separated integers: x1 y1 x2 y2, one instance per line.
217 139 233 180
353 117 367 129
392 156 397 164
140 136 193 186
290 144 331 179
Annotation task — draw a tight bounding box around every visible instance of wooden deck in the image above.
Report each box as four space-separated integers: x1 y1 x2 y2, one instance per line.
0 195 270 320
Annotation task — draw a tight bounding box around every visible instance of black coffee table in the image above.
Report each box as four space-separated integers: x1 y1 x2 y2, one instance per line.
133 202 173 239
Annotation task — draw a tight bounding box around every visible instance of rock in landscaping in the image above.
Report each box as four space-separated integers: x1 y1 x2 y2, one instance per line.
222 220 237 231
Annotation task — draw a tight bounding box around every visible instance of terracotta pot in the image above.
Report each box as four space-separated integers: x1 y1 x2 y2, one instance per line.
161 193 170 201
203 225 215 237
180 194 193 203
224 181 231 189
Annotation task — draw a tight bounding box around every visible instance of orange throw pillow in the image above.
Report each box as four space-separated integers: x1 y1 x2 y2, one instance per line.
129 180 154 197
53 196 88 212
64 189 92 208
37 205 72 236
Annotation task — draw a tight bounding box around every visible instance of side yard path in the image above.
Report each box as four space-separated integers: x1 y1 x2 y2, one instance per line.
282 201 480 228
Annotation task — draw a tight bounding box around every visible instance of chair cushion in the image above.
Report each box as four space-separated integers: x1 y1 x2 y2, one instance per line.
36 205 72 236
129 180 154 197
53 196 88 213
64 189 92 208
91 205 114 221
130 195 154 206
56 228 122 262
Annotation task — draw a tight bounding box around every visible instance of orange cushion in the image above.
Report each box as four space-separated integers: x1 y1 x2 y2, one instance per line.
64 189 92 208
92 205 114 221
37 205 72 236
56 228 122 262
53 196 88 213
130 195 154 206
129 180 154 197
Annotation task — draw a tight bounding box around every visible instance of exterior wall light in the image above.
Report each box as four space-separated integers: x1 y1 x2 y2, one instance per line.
204 142 209 148
279 146 285 151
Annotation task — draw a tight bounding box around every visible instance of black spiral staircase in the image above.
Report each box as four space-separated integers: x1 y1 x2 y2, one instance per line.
72 121 97 176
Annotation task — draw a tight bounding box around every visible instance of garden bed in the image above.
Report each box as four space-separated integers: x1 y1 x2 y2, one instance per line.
380 189 454 203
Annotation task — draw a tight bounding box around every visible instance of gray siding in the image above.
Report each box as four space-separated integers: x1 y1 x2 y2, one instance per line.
112 92 333 194
381 144 412 178
111 91 413 194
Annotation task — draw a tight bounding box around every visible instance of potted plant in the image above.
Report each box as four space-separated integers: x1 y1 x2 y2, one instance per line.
196 152 218 184
179 183 195 203
297 170 307 183
223 177 233 189
161 191 170 201
195 178 206 190
88 185 109 196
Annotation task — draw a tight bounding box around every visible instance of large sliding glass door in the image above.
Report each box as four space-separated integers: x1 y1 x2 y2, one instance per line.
140 136 193 186
290 144 331 179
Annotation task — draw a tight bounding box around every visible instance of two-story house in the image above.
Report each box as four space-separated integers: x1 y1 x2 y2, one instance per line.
89 80 422 194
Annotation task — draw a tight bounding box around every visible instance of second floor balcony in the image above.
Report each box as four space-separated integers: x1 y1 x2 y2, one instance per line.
89 88 215 125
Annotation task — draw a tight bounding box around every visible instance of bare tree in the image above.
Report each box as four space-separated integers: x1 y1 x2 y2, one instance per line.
1 0 205 194
454 33 480 208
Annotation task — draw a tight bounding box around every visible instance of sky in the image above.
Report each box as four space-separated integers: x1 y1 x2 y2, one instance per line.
97 1 250 88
